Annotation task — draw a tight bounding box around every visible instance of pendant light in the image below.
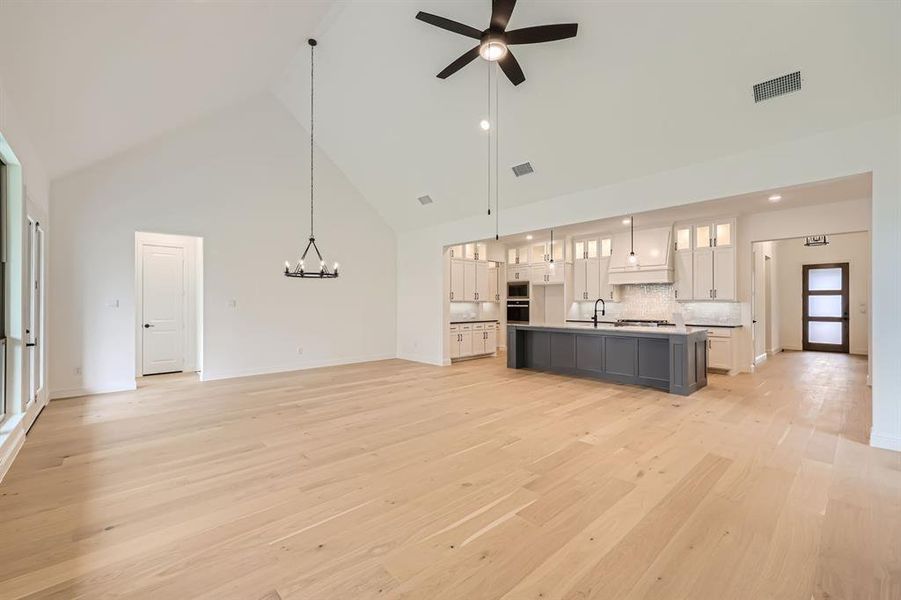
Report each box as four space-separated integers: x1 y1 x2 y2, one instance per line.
285 39 339 279
627 215 638 265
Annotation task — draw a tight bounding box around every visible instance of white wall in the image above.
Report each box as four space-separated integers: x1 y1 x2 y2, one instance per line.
396 116 901 451
774 232 870 355
49 94 396 395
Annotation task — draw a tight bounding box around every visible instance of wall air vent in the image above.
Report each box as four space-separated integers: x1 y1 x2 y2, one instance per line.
417 195 434 205
753 71 802 103
512 162 534 177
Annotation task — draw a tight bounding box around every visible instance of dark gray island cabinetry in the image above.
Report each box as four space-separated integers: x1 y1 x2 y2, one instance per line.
507 324 708 396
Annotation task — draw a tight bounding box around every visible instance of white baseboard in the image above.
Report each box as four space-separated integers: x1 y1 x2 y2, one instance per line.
395 351 444 367
0 420 26 483
871 431 901 453
767 347 782 356
50 380 137 400
201 353 398 382
754 353 768 366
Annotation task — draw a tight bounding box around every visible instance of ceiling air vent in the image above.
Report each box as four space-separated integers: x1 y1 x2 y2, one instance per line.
753 71 802 103
417 195 434 205
512 162 534 177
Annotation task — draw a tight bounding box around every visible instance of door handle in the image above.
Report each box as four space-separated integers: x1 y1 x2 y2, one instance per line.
144 324 154 328
26 342 36 347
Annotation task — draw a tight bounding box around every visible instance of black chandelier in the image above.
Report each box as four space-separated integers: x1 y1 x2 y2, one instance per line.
285 38 339 279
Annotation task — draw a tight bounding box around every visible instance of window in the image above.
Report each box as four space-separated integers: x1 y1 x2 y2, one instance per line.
0 159 6 421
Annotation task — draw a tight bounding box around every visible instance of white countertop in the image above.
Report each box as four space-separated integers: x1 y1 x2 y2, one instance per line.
510 322 702 335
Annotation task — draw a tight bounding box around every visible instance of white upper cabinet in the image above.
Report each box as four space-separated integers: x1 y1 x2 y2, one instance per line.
475 262 490 301
449 259 500 302
678 218 737 300
573 236 619 301
712 246 735 300
508 246 530 265
675 226 692 253
463 261 477 301
530 240 566 265
465 242 488 261
450 260 465 302
674 251 693 301
488 262 500 302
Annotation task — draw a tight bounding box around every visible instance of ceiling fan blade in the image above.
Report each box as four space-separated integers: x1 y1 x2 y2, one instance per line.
506 23 578 45
498 49 525 86
415 11 482 40
490 0 517 32
437 46 481 79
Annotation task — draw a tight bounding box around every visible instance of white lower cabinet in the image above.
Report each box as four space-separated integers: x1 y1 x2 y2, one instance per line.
450 323 498 360
701 327 736 372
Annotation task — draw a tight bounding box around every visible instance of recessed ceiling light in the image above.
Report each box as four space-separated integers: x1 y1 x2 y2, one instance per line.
526 234 533 240
768 194 782 202
622 218 631 225
479 119 491 131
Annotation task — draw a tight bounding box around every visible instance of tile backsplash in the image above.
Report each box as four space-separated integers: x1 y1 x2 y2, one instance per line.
574 284 741 325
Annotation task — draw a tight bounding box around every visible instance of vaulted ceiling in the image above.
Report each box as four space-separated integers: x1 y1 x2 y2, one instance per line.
0 1 898 233
0 0 332 178
275 0 899 231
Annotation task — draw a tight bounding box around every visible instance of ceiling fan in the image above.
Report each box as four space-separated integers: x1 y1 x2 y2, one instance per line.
416 0 578 86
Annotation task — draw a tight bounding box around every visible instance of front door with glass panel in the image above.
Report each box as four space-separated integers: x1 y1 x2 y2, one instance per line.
802 263 849 353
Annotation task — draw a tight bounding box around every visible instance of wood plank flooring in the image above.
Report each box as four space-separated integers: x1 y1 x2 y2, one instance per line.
0 351 898 599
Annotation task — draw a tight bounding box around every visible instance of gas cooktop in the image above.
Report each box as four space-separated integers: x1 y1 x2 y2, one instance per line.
614 319 674 328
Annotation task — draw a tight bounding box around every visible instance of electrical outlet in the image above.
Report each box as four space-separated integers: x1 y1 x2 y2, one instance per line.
228 299 237 309
74 367 82 376
297 347 304 355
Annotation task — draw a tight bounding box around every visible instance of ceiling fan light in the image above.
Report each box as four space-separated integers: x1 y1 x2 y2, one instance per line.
628 252 638 265
480 40 507 61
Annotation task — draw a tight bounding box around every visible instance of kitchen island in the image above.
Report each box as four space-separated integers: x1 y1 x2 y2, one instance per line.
507 323 708 395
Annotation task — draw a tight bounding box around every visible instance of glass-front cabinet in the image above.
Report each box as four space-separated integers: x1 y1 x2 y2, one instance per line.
675 218 737 301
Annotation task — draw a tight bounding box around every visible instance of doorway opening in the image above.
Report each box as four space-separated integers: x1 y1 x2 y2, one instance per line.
751 231 869 368
135 232 203 378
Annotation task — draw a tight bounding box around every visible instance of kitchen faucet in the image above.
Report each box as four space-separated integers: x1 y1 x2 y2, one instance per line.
593 298 606 328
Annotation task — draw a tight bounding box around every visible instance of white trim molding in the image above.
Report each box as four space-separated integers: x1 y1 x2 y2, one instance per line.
870 431 901 453
0 417 26 483
50 380 137 400
201 353 398 382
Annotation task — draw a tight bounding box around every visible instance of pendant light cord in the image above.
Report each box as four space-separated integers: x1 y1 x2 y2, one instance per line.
630 216 634 253
310 39 315 239
487 60 491 217
494 62 499 241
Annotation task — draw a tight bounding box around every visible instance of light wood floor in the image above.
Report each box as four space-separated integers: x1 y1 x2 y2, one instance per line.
1 351 898 599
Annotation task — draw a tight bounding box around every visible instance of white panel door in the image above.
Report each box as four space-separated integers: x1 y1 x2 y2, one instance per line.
713 247 735 300
693 250 714 300
142 245 185 375
674 251 693 301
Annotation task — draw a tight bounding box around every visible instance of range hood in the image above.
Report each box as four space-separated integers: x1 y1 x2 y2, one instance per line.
608 226 674 284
